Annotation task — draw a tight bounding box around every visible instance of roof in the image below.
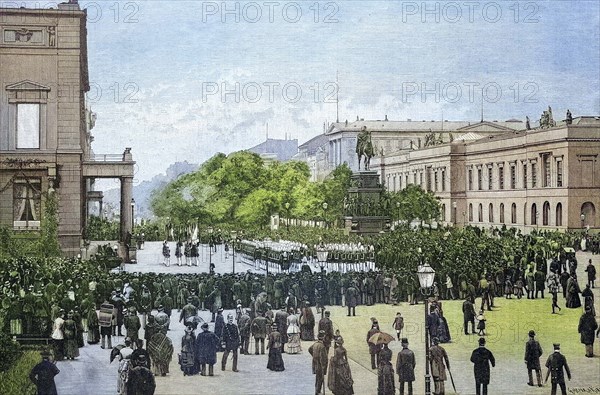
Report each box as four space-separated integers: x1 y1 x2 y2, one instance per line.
453 132 485 142
247 138 298 162
298 134 329 156
327 119 523 134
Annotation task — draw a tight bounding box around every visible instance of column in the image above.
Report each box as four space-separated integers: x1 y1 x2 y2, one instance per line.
120 176 133 242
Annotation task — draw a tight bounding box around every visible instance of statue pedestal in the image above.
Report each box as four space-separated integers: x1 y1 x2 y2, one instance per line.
344 171 390 236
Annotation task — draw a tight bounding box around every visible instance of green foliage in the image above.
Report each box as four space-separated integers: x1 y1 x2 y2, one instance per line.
0 332 23 373
150 150 351 229
85 216 119 241
0 350 37 395
385 184 441 224
37 191 61 257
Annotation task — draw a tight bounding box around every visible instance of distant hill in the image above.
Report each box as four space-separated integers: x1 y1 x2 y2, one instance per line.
102 161 199 219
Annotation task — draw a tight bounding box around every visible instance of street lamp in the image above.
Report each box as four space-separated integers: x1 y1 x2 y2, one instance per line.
130 198 135 233
322 202 328 228
316 243 328 273
231 230 237 274
285 202 290 232
208 226 214 274
581 213 585 230
417 262 436 395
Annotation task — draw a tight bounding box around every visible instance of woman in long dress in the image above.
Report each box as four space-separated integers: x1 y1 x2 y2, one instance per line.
286 310 302 354
63 311 79 360
179 327 199 375
266 324 285 371
566 274 582 308
87 306 100 345
299 302 315 341
328 336 354 395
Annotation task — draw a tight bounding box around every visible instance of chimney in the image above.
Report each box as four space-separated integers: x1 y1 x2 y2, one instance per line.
385 115 388 121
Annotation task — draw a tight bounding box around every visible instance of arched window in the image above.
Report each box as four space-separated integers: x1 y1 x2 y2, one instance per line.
489 203 494 223
478 203 483 222
468 203 473 222
581 202 597 227
511 203 517 224
500 203 505 224
531 203 538 225
542 201 550 226
556 203 562 227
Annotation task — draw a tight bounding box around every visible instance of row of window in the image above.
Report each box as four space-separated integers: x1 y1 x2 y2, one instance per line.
453 201 564 226
467 156 563 191
387 167 447 192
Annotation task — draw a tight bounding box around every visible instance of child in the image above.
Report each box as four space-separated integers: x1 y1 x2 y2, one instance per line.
476 310 486 336
514 278 524 299
504 278 513 299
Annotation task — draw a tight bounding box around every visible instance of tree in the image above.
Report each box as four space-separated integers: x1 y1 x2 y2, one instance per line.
235 188 279 228
387 184 441 225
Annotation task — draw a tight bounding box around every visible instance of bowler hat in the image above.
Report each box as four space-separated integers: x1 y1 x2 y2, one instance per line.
528 330 535 337
479 338 486 346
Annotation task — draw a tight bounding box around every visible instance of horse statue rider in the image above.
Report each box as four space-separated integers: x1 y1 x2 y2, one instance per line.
356 126 374 171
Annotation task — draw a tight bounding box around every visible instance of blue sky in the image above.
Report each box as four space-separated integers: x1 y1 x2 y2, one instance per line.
27 0 600 182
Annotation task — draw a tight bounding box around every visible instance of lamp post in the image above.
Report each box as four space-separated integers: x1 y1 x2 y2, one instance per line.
417 261 435 395
231 230 237 274
581 213 585 230
285 202 290 232
322 202 328 228
208 226 214 274
316 243 328 274
130 198 135 233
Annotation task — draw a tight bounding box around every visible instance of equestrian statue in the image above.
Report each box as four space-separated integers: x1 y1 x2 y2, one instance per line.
356 126 374 171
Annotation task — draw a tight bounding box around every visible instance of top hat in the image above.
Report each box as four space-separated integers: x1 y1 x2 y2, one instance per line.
401 338 409 344
553 343 560 350
479 338 486 346
528 330 536 337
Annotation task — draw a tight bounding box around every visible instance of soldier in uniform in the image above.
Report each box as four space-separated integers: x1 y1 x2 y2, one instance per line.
545 343 571 395
396 338 415 395
221 314 240 372
524 330 543 387
429 337 450 395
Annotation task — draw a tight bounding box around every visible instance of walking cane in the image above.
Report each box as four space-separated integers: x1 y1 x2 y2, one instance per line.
448 367 457 393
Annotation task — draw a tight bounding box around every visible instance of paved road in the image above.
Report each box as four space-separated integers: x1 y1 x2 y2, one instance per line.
53 247 600 395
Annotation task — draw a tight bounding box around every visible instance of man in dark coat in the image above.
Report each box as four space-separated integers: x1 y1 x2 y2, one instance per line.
470 337 495 395
179 296 198 324
462 297 476 335
545 343 571 395
274 307 289 351
396 338 415 395
318 310 334 351
524 330 543 387
578 307 598 357
367 320 381 369
29 350 60 395
585 259 596 288
221 314 240 372
378 343 395 395
345 282 359 316
308 330 329 395
196 322 219 376
214 308 225 351
238 309 251 355
566 274 581 308
251 312 268 355
429 337 450 395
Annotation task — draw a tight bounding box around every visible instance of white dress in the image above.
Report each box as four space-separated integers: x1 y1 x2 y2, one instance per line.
286 314 301 354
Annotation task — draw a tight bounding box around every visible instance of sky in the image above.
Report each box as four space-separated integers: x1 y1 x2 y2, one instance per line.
17 0 600 184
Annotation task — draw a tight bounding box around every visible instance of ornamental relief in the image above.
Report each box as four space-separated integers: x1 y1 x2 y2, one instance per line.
1 26 56 46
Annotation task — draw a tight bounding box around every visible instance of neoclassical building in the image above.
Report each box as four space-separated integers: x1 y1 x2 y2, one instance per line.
0 3 134 256
371 116 600 232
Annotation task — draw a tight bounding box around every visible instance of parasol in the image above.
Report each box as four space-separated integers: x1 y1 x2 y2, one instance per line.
368 331 395 345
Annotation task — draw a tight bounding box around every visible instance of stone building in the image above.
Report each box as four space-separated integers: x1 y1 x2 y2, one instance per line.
0 3 134 257
370 115 600 232
326 117 523 172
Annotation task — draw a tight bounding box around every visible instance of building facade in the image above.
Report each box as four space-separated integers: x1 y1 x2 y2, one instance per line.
371 116 600 232
0 4 134 256
326 118 523 172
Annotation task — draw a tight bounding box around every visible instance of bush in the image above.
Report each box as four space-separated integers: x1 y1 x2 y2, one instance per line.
0 350 38 395
0 332 22 373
